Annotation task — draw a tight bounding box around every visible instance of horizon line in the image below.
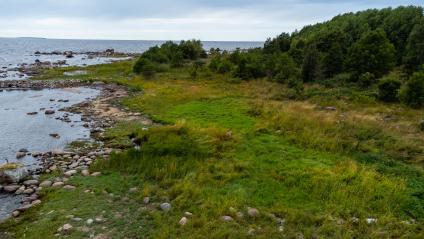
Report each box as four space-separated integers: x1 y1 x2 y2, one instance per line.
0 36 265 43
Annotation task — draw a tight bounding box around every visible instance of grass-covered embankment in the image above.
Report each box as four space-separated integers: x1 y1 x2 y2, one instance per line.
1 59 423 238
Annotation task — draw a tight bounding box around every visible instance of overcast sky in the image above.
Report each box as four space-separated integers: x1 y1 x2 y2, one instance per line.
0 0 422 41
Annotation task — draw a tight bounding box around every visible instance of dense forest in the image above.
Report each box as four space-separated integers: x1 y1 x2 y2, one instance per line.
134 6 424 108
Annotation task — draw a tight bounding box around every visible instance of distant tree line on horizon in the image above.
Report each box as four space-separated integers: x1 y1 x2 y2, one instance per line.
134 6 424 108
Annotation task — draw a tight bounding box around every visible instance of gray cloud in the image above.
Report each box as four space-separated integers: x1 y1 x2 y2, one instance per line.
0 0 422 40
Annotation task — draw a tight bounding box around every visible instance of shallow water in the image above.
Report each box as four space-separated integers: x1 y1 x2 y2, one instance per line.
0 87 99 168
0 87 99 221
0 194 23 222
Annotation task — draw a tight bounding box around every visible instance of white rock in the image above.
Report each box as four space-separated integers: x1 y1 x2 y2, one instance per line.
64 170 77 177
366 218 377 224
58 223 73 233
221 216 234 222
179 217 188 226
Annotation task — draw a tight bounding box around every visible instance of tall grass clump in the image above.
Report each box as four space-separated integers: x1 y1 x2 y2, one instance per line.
96 124 212 182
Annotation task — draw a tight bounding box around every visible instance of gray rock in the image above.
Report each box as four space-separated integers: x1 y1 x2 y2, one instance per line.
31 200 42 206
64 170 77 177
39 180 53 188
16 152 27 159
81 169 90 176
23 188 34 194
0 167 29 184
45 110 55 115
52 182 64 188
17 204 32 212
23 179 39 186
63 185 76 191
143 197 150 204
3 185 20 193
12 211 20 217
57 223 73 233
160 203 172 212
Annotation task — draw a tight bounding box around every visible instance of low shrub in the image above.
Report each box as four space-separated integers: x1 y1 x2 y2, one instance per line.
399 72 424 108
378 77 402 102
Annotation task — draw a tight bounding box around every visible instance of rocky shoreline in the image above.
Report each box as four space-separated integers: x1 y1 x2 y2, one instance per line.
0 49 136 80
0 79 91 89
0 81 151 220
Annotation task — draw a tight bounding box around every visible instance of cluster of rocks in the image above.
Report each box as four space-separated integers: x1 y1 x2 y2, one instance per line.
0 79 89 89
34 49 138 58
1 148 111 218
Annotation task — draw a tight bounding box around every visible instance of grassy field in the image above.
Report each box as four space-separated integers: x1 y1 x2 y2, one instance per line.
2 60 424 238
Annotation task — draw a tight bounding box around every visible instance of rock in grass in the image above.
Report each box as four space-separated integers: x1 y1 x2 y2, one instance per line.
179 217 188 226
91 172 101 177
64 170 77 177
52 182 65 188
40 180 53 188
31 200 42 206
12 211 20 217
247 207 259 217
63 185 76 191
160 203 172 212
57 224 73 233
221 216 234 222
143 197 150 204
86 219 94 225
366 218 377 224
81 169 90 176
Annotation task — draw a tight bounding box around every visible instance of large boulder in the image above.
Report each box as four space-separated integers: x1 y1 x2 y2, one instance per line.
0 167 29 184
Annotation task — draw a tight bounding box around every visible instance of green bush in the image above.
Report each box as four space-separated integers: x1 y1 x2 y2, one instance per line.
378 77 402 102
133 40 206 74
179 40 207 60
399 72 424 108
358 72 376 87
274 53 300 83
133 58 156 78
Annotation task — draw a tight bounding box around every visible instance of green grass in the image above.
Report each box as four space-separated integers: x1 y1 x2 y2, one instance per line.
3 60 424 238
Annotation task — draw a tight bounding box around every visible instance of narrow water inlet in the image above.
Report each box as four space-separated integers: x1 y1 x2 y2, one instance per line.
0 87 100 220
